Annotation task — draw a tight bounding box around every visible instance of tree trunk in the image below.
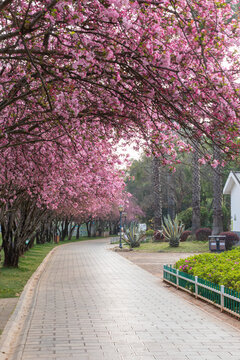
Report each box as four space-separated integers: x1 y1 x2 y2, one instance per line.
3 244 20 267
97 220 104 237
152 157 163 230
76 224 80 240
1 218 20 267
167 172 175 220
60 218 69 241
68 222 76 241
90 221 97 237
28 234 35 249
36 222 46 244
54 219 60 241
36 230 41 244
48 221 53 242
109 222 116 235
191 150 201 233
109 221 118 235
1 197 47 267
212 145 223 235
86 221 91 237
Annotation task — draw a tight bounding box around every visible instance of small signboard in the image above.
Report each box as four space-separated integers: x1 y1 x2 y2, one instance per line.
138 223 147 232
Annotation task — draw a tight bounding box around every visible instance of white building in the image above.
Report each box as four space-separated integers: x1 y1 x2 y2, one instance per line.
223 171 240 234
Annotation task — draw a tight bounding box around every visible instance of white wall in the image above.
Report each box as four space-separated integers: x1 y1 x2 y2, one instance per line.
231 184 240 231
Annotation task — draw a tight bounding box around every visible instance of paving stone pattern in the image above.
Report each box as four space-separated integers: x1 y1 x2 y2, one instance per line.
11 240 240 359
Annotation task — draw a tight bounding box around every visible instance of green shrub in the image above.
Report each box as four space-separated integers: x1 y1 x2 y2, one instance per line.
175 248 240 291
186 234 197 242
180 230 192 242
222 205 231 231
178 206 229 230
200 207 210 228
219 232 239 251
145 229 154 237
178 206 212 230
196 228 211 241
178 208 192 229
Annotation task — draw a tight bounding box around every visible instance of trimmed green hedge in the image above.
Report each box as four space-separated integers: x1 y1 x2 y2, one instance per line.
175 248 240 291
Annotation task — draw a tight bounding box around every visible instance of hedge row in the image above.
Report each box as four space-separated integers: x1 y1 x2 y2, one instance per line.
175 249 240 291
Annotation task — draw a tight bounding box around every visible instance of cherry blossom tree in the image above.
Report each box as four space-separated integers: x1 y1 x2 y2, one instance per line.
1 0 240 265
1 0 240 161
0 136 126 266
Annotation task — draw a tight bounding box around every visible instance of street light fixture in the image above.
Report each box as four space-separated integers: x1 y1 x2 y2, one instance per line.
118 205 124 249
122 212 127 231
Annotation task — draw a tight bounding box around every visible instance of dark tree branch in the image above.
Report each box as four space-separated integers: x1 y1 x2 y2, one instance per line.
0 0 13 11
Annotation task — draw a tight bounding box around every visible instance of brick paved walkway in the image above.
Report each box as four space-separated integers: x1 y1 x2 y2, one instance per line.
4 239 240 360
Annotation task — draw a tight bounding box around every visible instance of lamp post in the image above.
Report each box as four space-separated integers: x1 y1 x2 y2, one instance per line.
122 212 127 232
118 205 124 249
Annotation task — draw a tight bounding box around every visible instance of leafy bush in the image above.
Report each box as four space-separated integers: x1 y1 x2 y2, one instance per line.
124 226 146 248
163 215 185 247
178 206 229 231
180 231 192 242
219 232 239 251
178 207 211 230
207 205 231 232
186 234 197 242
153 230 165 242
145 229 154 237
175 248 240 291
200 207 210 228
196 228 211 241
178 208 192 229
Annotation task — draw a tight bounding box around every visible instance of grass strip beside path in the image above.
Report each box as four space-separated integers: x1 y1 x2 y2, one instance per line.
0 236 101 299
135 241 210 253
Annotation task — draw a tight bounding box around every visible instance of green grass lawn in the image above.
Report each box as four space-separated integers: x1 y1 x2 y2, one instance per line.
0 236 101 299
134 241 210 253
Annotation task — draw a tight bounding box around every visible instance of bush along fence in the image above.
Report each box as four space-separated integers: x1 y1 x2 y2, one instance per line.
163 265 240 318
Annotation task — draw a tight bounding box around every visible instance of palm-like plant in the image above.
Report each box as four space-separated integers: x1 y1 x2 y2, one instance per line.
124 225 146 248
162 215 185 247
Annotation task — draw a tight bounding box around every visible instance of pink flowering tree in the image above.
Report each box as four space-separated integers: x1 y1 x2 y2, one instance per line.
1 0 240 162
0 136 126 266
1 0 240 265
101 195 144 235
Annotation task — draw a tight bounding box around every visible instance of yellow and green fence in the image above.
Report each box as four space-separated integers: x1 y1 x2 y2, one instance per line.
163 265 240 317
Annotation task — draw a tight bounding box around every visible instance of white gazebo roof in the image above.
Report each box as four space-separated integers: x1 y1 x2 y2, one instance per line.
223 171 240 195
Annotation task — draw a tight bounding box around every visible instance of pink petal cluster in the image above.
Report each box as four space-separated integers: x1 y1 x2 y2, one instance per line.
0 0 240 219
0 0 240 164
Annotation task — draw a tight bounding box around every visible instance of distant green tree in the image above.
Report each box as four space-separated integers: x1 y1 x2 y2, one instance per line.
126 156 154 223
126 152 240 230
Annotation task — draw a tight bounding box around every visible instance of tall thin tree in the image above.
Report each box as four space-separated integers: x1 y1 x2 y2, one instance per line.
167 172 175 220
191 149 201 233
152 157 163 230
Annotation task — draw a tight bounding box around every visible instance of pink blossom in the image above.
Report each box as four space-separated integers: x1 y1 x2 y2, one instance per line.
211 160 219 168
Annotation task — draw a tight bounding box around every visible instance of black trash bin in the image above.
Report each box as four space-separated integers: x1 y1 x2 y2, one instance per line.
208 235 226 252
